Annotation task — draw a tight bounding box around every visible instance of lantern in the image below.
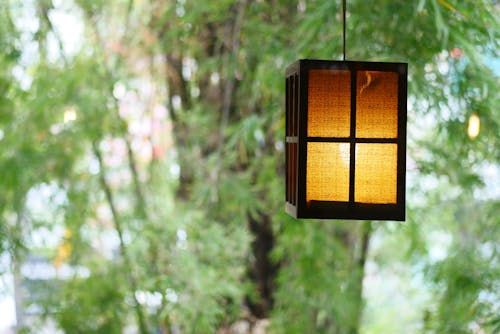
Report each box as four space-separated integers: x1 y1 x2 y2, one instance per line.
285 59 407 220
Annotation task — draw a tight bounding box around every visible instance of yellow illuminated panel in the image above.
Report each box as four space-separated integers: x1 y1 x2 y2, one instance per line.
356 71 398 138
308 70 351 137
306 142 350 202
354 143 397 204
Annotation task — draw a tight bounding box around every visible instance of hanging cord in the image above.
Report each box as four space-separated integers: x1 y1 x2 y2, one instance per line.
342 0 346 60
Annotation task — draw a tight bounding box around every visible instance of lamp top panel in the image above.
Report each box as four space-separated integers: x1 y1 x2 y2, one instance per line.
286 59 407 77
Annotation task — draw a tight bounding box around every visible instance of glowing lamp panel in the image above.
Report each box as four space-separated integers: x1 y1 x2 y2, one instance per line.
356 71 398 138
306 142 350 202
308 70 351 138
354 143 397 204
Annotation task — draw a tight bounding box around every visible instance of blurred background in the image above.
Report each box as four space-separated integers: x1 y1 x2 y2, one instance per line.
0 0 499 333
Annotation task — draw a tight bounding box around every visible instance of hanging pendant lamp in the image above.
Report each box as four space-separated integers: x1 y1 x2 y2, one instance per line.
285 1 407 220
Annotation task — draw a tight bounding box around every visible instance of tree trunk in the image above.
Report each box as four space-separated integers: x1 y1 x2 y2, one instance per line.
246 212 278 318
350 222 372 334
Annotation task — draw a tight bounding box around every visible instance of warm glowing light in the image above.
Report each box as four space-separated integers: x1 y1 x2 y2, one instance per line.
339 143 350 165
355 144 397 204
308 70 351 137
64 108 77 123
356 71 398 138
467 113 480 139
307 142 350 202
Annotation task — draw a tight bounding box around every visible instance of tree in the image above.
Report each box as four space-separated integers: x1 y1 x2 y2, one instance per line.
0 0 498 333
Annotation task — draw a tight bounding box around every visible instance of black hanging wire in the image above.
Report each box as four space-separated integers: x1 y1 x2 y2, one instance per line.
342 0 347 60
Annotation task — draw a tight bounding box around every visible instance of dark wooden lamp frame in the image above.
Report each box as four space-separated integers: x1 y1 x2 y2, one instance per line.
285 59 407 220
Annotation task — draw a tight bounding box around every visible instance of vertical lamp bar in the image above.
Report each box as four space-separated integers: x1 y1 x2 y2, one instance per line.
348 69 356 203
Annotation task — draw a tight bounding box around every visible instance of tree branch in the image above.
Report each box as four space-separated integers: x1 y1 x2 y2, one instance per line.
38 0 69 66
212 0 248 201
79 4 150 222
92 140 149 334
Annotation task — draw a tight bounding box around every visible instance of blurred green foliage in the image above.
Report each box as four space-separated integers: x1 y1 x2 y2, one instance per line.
0 0 498 333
